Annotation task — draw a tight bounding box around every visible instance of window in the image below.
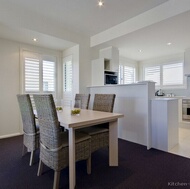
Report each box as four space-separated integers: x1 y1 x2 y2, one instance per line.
62 56 73 107
163 63 183 85
25 57 40 92
144 62 184 88
42 60 55 92
144 66 160 85
63 56 72 92
119 65 135 84
23 51 56 105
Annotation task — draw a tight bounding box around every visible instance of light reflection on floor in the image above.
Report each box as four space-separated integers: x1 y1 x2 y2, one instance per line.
169 128 190 158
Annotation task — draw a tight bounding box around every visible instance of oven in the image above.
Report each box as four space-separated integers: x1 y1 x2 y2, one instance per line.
104 74 118 85
182 99 190 121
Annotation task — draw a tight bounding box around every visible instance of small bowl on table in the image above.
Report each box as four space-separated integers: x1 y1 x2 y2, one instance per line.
56 106 63 112
71 109 81 116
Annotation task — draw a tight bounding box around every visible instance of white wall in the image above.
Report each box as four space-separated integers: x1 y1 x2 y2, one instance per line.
78 41 91 93
0 39 20 138
184 48 190 75
62 40 91 97
0 38 62 138
0 36 91 139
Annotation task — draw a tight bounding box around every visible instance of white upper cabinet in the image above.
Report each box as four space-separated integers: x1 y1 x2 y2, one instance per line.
99 46 119 72
91 58 105 86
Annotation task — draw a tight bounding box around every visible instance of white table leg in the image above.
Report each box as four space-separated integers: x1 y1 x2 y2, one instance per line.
69 128 76 189
109 120 118 166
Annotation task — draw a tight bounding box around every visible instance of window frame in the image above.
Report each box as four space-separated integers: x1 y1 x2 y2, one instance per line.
118 64 136 84
144 65 161 86
21 50 57 97
62 55 73 106
143 61 185 89
63 55 73 92
162 63 184 86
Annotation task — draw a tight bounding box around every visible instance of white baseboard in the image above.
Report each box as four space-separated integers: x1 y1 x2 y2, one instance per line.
0 132 23 139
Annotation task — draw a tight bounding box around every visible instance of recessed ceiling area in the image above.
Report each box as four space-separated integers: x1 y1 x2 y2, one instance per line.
106 10 190 61
0 0 190 61
0 0 168 36
0 23 76 51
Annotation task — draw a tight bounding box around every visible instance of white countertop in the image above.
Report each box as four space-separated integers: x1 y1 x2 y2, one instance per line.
87 81 156 88
155 96 186 99
152 98 178 101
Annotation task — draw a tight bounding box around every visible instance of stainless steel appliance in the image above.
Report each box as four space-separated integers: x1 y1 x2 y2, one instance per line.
155 89 165 96
182 99 190 121
104 71 118 85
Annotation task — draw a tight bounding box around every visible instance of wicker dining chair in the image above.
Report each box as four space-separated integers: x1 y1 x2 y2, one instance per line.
79 94 116 153
17 94 39 166
74 94 90 109
33 94 91 189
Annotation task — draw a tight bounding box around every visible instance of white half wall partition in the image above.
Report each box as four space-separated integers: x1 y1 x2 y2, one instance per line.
87 82 155 149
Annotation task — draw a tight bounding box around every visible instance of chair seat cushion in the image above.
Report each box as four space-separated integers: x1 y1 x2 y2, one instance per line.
60 131 91 148
79 126 109 135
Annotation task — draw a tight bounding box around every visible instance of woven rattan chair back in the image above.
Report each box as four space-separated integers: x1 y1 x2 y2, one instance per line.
17 94 37 134
79 94 116 153
93 94 116 113
33 94 91 189
17 94 39 165
74 94 90 109
33 94 62 150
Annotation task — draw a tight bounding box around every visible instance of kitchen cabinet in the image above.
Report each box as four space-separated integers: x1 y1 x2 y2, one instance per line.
151 98 179 152
91 58 105 86
99 46 119 72
91 46 119 86
91 58 118 86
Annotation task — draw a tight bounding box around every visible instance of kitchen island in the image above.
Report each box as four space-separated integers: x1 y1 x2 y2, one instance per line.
151 98 179 152
87 82 155 149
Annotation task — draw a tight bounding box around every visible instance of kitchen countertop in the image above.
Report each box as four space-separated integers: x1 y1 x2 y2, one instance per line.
152 98 178 101
155 96 186 99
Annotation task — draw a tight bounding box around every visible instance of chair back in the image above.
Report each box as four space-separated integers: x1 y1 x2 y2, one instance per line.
93 94 116 113
17 94 37 134
74 94 90 109
33 94 62 149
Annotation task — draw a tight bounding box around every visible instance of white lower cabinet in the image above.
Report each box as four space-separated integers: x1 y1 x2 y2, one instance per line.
151 98 179 152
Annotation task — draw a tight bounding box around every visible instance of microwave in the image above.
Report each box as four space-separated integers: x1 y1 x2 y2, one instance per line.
105 74 118 85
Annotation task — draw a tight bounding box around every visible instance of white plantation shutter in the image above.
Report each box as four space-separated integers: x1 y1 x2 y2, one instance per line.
145 66 160 85
124 66 135 84
23 52 56 107
119 65 135 84
62 56 72 107
163 63 183 85
63 59 72 92
25 58 40 92
144 62 184 88
43 60 55 92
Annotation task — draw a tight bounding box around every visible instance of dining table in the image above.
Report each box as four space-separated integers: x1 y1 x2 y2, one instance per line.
57 107 124 189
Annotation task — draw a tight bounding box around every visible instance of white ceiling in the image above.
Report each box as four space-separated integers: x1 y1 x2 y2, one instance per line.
108 10 190 61
0 0 190 61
